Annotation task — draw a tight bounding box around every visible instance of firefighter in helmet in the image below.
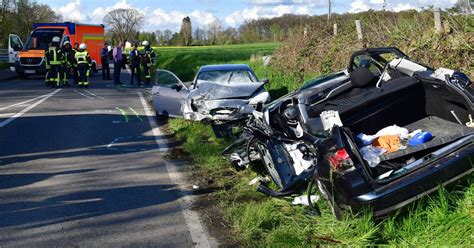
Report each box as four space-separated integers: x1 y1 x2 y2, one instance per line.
141 40 156 85
61 40 75 86
74 43 92 88
45 36 66 87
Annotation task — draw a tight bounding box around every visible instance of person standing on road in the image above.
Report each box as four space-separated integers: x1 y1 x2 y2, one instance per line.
141 40 156 85
101 42 111 80
73 42 80 84
129 43 141 86
61 41 75 86
113 41 124 85
75 43 92 88
45 36 65 87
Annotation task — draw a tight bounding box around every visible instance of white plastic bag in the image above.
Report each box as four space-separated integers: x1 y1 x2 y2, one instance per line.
360 146 387 167
357 125 409 145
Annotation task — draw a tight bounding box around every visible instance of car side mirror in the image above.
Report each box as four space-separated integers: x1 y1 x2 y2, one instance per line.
261 78 270 84
171 84 183 92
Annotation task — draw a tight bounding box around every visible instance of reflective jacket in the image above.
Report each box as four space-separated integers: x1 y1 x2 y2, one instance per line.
142 46 156 66
61 46 75 67
75 50 91 66
45 46 65 66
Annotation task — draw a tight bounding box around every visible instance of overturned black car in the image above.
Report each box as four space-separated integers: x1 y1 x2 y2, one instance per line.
225 47 473 218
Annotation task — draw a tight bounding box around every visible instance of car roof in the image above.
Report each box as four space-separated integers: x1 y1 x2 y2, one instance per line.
198 64 252 73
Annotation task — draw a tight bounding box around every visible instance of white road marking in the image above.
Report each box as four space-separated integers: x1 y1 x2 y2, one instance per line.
0 93 50 111
0 113 14 117
84 89 105 99
138 92 216 247
0 89 61 128
73 90 94 99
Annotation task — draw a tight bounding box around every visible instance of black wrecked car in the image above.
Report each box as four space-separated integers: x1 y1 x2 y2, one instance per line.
225 47 473 218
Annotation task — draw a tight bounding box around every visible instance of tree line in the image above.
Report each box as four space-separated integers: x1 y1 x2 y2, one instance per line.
0 0 61 47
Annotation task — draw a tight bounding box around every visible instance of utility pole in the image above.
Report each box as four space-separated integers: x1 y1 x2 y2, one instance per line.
328 0 332 20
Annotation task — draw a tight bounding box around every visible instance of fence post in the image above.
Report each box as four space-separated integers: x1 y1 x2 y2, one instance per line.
355 20 364 46
434 8 442 32
333 23 338 35
304 25 309 38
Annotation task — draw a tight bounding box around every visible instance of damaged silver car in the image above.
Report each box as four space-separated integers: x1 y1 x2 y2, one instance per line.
151 64 270 123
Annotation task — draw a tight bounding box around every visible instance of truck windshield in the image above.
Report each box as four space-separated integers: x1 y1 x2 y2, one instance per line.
22 28 64 50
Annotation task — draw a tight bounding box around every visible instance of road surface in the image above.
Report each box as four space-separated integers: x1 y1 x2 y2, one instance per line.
0 73 213 247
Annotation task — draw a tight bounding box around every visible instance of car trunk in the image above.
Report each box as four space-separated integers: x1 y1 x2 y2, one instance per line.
326 76 473 179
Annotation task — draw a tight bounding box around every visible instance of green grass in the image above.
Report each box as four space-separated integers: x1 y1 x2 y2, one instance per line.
161 43 474 246
154 42 279 81
169 117 474 247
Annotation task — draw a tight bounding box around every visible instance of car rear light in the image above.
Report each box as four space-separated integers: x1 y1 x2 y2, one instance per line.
328 148 353 170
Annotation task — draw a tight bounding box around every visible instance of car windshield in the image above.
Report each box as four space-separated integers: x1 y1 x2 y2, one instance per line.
196 70 257 84
23 28 64 50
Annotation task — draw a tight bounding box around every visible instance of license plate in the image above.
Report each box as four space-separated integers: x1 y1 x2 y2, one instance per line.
25 70 35 74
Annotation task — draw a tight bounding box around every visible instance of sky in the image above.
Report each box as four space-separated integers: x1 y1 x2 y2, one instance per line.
37 0 458 32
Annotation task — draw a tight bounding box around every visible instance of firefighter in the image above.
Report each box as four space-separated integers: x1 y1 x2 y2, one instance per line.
129 43 141 86
101 42 111 80
75 43 92 88
141 40 155 85
61 41 75 86
72 42 80 84
45 36 65 87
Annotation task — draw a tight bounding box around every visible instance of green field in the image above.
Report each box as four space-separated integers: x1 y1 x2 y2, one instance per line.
154 42 279 82
157 43 474 247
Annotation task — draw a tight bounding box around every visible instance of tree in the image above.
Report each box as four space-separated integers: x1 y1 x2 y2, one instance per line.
0 0 61 47
163 29 173 45
179 16 192 46
193 27 207 45
208 19 222 45
103 8 144 43
453 0 473 13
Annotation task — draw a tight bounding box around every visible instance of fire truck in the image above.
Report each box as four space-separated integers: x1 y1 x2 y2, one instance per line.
8 22 105 79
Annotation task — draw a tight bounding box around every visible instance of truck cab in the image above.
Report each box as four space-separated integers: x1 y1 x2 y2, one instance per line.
9 22 105 79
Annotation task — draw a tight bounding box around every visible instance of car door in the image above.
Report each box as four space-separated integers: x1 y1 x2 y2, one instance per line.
152 69 190 117
8 34 23 72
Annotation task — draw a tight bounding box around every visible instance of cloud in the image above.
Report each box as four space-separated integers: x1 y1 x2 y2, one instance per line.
89 0 148 25
53 0 87 22
349 0 371 13
225 3 319 27
392 3 418 12
370 0 384 4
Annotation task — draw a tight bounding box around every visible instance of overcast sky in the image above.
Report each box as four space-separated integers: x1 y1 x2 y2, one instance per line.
38 0 458 32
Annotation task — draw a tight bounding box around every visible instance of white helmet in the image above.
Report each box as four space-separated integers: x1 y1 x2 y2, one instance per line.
79 43 87 50
63 41 71 46
142 40 149 46
52 36 61 43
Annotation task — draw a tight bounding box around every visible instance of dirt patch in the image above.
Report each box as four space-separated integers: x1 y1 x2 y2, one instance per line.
192 193 241 247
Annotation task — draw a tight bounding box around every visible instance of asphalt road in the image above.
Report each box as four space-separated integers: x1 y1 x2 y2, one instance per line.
0 73 213 247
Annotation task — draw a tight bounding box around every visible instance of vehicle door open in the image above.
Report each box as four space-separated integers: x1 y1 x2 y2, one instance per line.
8 34 23 72
152 69 189 117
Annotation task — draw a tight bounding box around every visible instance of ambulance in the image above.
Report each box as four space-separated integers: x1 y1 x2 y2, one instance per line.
8 22 105 79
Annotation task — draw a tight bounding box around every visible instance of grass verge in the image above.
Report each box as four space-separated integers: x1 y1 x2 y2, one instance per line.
169 117 474 247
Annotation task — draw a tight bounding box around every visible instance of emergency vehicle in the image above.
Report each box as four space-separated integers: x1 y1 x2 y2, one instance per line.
8 22 105 79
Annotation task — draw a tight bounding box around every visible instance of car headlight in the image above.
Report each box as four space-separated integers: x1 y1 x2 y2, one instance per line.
249 91 270 105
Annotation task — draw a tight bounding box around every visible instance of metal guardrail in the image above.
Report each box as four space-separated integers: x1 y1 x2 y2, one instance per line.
0 49 9 62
